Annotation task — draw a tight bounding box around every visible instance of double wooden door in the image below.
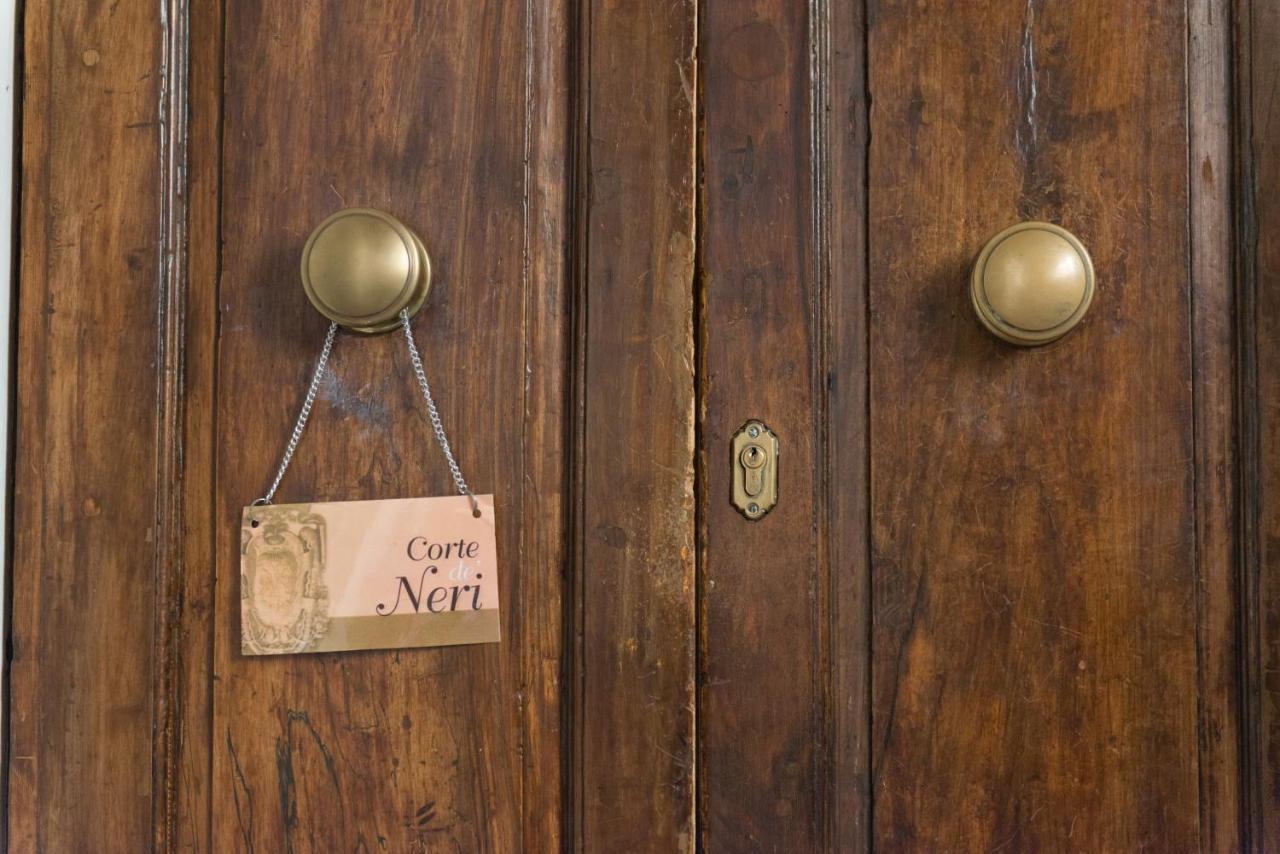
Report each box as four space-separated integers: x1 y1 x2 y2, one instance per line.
8 0 1280 850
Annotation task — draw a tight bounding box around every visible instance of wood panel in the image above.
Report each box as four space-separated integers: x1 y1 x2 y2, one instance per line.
825 0 873 848
697 0 868 849
575 0 698 849
698 0 820 844
211 1 569 849
1188 0 1244 851
5 0 1260 848
1249 0 1280 848
8 0 174 849
868 2 1202 849
172 0 223 848
520 3 574 850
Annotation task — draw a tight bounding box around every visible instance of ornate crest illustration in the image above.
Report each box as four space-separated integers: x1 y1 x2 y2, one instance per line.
241 505 330 654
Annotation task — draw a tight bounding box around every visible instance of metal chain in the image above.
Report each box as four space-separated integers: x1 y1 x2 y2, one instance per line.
254 321 339 505
254 313 478 515
400 309 478 514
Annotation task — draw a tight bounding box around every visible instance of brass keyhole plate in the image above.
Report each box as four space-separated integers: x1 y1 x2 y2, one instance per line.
731 420 779 520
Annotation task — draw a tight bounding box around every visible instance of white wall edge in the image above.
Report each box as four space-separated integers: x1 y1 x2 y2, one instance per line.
0 0 16 820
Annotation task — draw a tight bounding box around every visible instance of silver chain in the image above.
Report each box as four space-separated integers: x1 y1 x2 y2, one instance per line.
253 321 338 505
254 313 477 514
399 309 477 513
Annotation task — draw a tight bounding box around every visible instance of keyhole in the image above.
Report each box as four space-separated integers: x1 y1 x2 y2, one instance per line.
741 444 767 498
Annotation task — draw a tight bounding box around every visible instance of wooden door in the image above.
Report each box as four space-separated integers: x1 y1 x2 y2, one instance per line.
7 0 1278 851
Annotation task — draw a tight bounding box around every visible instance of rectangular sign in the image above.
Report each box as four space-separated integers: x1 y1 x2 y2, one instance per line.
239 494 499 655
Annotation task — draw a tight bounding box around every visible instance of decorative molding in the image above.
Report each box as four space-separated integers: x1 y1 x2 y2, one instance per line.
154 0 191 847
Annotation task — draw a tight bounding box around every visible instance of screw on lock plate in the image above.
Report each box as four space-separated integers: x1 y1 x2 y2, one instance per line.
731 420 778 520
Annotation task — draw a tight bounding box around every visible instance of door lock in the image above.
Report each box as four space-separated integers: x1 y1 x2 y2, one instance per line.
731 420 778 520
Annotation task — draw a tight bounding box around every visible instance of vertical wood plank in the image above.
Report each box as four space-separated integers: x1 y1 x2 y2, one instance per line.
868 2 1201 849
8 0 168 849
825 0 872 848
1188 0 1244 851
576 0 697 849
1248 0 1280 847
211 2 570 849
172 0 223 848
697 4 820 845
155 0 194 847
698 0 871 849
520 0 572 849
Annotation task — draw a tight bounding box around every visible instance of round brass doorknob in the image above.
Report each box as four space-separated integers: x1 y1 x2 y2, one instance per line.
970 221 1094 346
300 207 431 333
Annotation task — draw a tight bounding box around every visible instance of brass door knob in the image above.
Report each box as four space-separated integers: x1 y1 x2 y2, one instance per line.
300 207 431 333
970 221 1094 346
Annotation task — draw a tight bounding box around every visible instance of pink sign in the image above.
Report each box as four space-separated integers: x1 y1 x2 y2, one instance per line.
239 494 499 655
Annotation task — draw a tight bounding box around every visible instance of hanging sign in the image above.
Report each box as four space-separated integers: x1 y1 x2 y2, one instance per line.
244 209 496 656
240 494 499 655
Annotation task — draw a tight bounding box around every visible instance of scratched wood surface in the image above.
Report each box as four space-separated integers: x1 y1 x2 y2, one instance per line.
698 3 822 847
867 1 1206 849
575 0 698 850
7 0 174 849
1187 1 1245 851
172 0 221 847
697 0 868 849
1249 0 1280 849
210 1 569 850
825 1 873 849
5 0 1266 849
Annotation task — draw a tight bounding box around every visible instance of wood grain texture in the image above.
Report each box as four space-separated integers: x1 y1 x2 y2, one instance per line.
8 0 172 849
211 1 569 849
1188 1 1244 851
172 0 223 849
520 2 573 850
6 0 1260 848
697 0 820 845
868 2 1201 849
1248 0 1280 848
697 0 869 849
825 0 872 849
575 0 698 850
155 0 194 848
